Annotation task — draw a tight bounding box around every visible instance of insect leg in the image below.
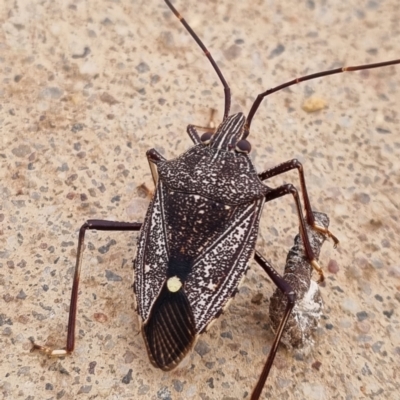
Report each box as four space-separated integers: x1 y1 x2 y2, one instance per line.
252 212 329 399
187 124 217 145
250 251 295 400
31 220 142 356
147 148 166 185
269 211 329 348
187 109 218 144
264 184 325 282
259 159 338 246
187 125 202 144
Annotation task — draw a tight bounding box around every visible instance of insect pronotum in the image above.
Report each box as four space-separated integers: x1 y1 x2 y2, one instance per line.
31 1 400 399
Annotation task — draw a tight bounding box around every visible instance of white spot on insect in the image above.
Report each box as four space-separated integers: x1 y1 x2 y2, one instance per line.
144 264 151 273
281 279 323 351
225 205 231 210
295 280 322 322
167 276 182 292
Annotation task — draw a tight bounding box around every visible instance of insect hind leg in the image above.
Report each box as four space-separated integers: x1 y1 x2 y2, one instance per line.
250 251 295 400
31 220 142 356
259 159 339 247
264 183 325 282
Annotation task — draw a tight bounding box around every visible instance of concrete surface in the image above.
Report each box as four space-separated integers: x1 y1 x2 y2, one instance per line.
1 0 399 399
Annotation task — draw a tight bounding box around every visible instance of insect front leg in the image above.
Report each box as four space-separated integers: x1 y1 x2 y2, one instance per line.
259 159 339 246
187 125 202 144
264 184 325 282
147 148 166 185
31 220 142 356
187 125 219 146
250 251 295 400
186 109 218 144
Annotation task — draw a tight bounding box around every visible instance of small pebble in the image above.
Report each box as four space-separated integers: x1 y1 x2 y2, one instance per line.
372 341 384 353
100 92 118 104
383 309 394 318
328 259 339 274
88 361 96 374
371 258 384 269
122 369 133 384
16 290 27 300
93 313 108 323
124 351 135 363
135 62 150 74
302 97 327 113
2 327 12 336
40 86 63 99
301 383 326 400
156 386 171 399
341 298 359 314
276 377 291 389
388 266 400 278
312 361 322 371
138 385 150 395
77 386 92 394
105 269 122 281
251 293 263 304
173 379 184 393
195 340 211 357
356 311 368 322
356 321 371 334
71 124 84 133
339 318 352 329
358 281 372 295
220 331 233 339
3 294 13 302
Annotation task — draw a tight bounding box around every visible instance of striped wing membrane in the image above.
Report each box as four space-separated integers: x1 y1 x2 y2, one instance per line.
142 283 196 370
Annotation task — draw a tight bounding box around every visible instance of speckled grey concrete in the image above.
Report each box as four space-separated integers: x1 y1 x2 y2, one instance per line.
1 1 399 399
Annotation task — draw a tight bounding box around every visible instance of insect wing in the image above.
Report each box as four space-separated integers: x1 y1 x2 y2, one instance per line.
134 181 169 323
185 197 265 333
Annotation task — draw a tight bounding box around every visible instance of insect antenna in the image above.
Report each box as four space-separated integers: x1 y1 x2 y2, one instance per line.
164 0 231 119
244 58 400 138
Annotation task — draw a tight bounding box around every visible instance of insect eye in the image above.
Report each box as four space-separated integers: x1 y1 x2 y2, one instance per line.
235 139 251 154
200 132 213 145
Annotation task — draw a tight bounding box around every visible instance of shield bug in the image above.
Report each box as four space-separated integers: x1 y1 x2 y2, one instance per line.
30 1 400 399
